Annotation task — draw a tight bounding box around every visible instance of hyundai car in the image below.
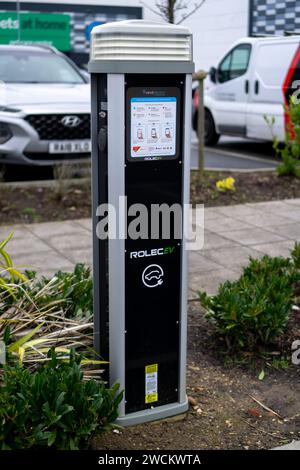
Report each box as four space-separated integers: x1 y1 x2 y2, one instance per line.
0 45 91 166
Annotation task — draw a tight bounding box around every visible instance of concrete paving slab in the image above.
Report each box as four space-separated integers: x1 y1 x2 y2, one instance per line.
251 240 296 258
203 245 264 270
203 208 222 220
239 213 295 229
284 198 300 207
188 252 223 274
7 235 51 257
274 440 300 450
14 251 74 274
45 233 92 252
63 247 93 265
74 219 92 232
213 204 268 219
247 200 296 212
222 227 286 246
189 269 240 296
203 230 238 250
279 209 300 222
0 224 34 240
264 223 300 240
188 288 198 300
248 201 300 222
204 216 254 233
27 220 87 239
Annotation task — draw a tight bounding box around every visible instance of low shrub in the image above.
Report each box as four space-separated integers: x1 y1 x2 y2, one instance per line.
3 263 93 320
0 232 28 299
199 246 300 351
291 242 300 269
266 97 300 178
0 235 121 450
26 263 93 319
0 350 122 450
1 238 94 368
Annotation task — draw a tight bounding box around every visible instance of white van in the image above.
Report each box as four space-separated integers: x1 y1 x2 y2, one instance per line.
193 36 300 145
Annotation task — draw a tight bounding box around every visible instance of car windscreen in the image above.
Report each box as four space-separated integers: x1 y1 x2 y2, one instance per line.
0 51 85 84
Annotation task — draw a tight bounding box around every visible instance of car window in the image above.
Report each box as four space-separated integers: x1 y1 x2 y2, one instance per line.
218 53 231 83
0 51 85 84
218 44 251 84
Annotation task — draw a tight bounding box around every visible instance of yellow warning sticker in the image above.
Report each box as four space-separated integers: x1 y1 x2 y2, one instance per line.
145 364 158 404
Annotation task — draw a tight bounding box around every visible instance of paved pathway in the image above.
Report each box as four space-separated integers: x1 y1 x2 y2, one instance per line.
1 198 300 298
274 440 300 450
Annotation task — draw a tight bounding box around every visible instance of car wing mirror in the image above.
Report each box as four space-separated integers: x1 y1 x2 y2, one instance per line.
209 66 217 84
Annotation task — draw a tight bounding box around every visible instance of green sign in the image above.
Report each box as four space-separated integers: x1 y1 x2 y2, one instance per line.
0 12 71 51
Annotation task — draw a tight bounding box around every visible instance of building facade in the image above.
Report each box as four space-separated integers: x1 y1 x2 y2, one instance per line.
143 0 300 70
0 1 142 65
0 1 299 69
250 0 300 36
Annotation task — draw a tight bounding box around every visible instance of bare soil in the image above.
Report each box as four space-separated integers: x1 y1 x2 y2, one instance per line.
0 171 300 226
0 180 91 225
190 171 300 207
93 303 300 450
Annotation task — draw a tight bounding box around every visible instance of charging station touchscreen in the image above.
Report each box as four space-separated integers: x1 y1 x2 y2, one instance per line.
130 97 177 159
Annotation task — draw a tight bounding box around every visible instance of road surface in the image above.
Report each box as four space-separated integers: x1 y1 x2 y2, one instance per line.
191 135 278 171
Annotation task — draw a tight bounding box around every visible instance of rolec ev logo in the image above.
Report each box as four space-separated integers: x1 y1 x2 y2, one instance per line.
129 246 175 259
142 264 164 288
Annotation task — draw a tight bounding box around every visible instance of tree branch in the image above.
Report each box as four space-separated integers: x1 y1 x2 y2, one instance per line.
177 0 206 24
139 1 166 20
140 0 206 25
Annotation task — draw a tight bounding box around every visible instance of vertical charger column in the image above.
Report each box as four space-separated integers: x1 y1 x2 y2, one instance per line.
89 20 194 426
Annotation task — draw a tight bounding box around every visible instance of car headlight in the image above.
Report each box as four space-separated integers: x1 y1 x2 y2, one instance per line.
0 122 12 144
0 106 21 113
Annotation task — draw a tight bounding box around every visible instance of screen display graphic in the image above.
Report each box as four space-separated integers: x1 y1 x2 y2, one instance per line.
130 97 177 159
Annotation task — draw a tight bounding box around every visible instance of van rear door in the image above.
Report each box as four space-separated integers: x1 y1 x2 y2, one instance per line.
246 39 299 142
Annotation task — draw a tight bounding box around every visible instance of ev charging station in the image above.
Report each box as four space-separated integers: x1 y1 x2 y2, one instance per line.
89 20 194 426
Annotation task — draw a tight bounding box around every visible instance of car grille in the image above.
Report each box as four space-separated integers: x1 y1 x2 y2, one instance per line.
25 114 91 140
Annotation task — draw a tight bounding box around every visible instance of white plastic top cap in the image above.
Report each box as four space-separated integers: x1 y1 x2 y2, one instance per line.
91 19 191 37
90 19 193 62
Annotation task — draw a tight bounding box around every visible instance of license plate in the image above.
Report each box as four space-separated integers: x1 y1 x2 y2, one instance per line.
49 140 91 154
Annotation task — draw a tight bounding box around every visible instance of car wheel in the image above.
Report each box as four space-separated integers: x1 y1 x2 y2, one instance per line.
204 109 220 146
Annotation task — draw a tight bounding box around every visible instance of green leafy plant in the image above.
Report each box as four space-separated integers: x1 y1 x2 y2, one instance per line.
271 356 290 370
291 242 300 269
0 232 27 299
21 207 38 221
26 263 93 319
0 235 96 371
0 236 120 450
265 97 300 177
199 247 300 351
0 349 122 450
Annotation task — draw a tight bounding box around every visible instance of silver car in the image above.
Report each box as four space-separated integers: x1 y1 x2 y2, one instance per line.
0 45 91 166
